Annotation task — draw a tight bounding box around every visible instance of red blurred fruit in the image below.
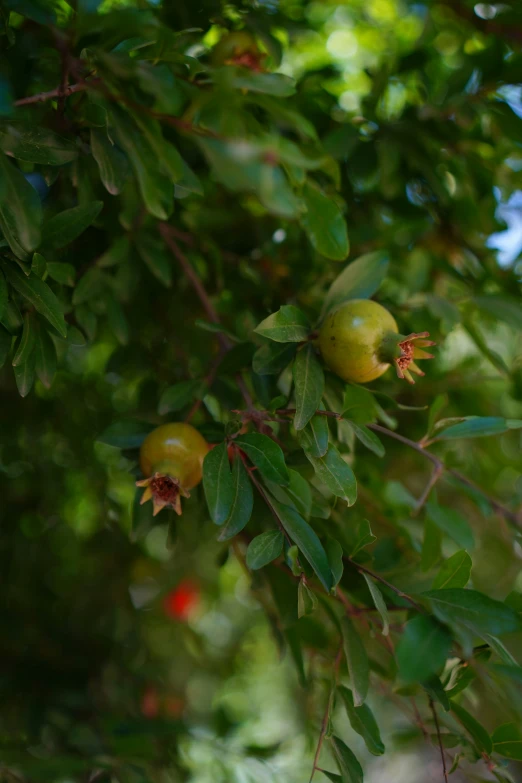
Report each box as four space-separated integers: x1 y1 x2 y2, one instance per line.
141 686 160 718
163 580 200 620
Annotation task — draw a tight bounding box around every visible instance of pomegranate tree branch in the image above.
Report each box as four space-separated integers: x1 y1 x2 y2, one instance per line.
429 697 449 783
346 557 425 613
309 644 343 783
14 80 95 107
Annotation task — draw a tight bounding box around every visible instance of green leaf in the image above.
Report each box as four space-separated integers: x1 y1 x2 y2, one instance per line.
451 702 492 755
0 125 77 165
330 736 363 783
246 530 284 570
297 411 329 458
322 251 389 317
351 519 376 557
96 420 155 449
271 497 333 592
473 295 522 331
285 469 312 519
306 445 357 505
293 344 324 430
42 201 103 251
106 296 129 346
137 232 172 287
422 675 450 712
426 502 475 551
325 537 344 587
297 578 318 617
217 457 254 541
46 262 76 287
432 551 472 590
252 341 297 375
34 325 56 389
0 153 42 259
221 67 296 97
396 615 452 684
0 324 11 367
362 574 389 635
484 634 518 666
1 263 67 337
492 723 522 760
234 433 289 485
421 519 442 572
422 589 522 638
203 442 234 526
65 326 86 347
13 350 35 397
158 379 206 415
300 180 349 261
72 268 105 305
12 311 35 366
346 421 385 457
254 305 310 343
341 616 369 706
432 416 522 441
427 394 448 437
0 269 7 321
338 686 385 756
91 128 130 195
31 251 46 278
110 107 173 220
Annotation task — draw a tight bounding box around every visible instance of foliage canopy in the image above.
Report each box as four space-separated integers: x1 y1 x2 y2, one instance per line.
0 0 522 781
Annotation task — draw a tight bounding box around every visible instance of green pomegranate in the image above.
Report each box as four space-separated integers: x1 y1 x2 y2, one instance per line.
318 299 435 384
136 423 209 516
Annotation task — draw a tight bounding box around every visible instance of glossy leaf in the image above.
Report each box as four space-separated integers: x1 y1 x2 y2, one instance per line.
252 341 297 375
306 445 357 506
158 380 206 415
293 343 324 430
0 153 42 259
13 351 35 397
203 442 234 526
341 616 369 706
300 180 349 261
254 305 310 343
396 615 452 684
0 125 77 165
492 722 522 760
422 589 522 638
42 201 103 251
362 574 389 635
330 736 363 783
347 421 385 457
426 502 475 551
34 325 56 389
297 411 329 458
246 530 284 570
46 262 76 287
96 420 155 449
325 537 344 587
90 129 130 195
2 263 67 337
451 702 492 755
322 251 389 317
432 550 472 590
271 497 333 592
339 685 385 755
12 311 36 366
217 457 254 541
234 433 289 485
432 416 522 441
351 520 376 557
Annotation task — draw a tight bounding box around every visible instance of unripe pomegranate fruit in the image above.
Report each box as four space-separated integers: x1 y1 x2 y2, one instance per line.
318 299 435 384
212 31 265 72
136 423 209 516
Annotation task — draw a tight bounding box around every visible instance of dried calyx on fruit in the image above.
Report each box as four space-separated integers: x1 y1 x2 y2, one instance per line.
136 423 208 516
318 299 435 384
212 31 265 72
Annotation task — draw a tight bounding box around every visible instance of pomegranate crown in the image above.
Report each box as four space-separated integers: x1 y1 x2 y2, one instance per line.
394 332 436 384
136 473 191 517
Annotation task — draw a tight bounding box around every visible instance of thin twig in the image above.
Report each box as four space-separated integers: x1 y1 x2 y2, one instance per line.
413 463 444 515
429 697 449 783
346 557 425 613
309 644 343 782
14 80 96 106
368 423 441 467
